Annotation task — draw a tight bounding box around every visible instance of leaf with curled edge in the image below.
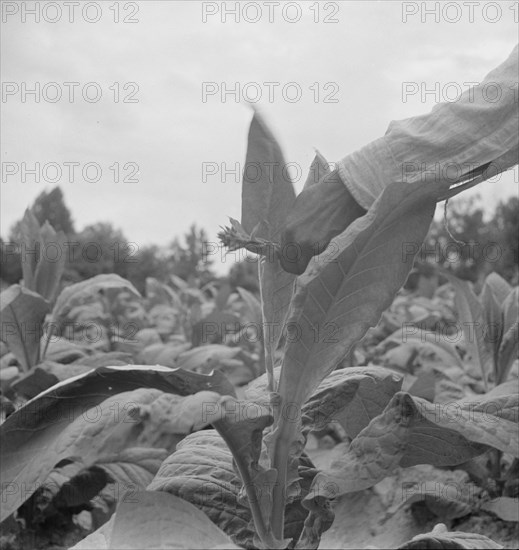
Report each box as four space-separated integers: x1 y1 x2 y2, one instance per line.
246 365 403 438
303 150 331 190
441 271 492 390
302 366 403 437
241 112 296 243
108 491 240 549
308 392 490 500
269 180 448 535
0 365 234 523
397 523 503 549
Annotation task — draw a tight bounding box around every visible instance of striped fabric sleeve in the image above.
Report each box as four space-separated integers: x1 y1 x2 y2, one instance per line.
337 43 519 210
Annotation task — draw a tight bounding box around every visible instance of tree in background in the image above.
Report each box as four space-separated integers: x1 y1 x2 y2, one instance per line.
229 256 260 293
167 224 215 285
424 195 518 285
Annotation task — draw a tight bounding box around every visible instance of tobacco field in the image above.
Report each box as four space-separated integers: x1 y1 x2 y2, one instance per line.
0 114 518 550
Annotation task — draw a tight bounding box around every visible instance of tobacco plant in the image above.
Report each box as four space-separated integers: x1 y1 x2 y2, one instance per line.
0 114 516 550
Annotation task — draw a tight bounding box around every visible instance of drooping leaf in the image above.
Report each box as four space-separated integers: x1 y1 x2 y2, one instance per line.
0 285 50 371
108 491 240 549
241 112 296 242
441 271 492 389
308 391 491 499
0 365 234 522
397 522 503 549
303 150 331 190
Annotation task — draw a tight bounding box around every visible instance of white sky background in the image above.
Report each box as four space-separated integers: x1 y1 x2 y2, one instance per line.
1 0 518 274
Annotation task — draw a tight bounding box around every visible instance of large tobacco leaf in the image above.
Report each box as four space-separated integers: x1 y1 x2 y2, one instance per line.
241 113 297 392
309 382 518 499
0 365 234 522
0 285 50 371
241 112 296 242
268 180 448 536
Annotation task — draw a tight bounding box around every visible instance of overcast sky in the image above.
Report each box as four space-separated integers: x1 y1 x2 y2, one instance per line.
1 1 518 273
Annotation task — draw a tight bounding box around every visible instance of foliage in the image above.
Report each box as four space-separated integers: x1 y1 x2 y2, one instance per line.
0 115 516 550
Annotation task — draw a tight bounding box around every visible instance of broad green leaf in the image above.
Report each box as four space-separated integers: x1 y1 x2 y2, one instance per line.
3 388 223 522
241 112 296 242
278 180 447 415
109 491 240 549
398 523 503 549
0 365 234 522
481 496 519 522
441 272 492 389
308 392 490 499
0 284 50 371
51 274 141 328
270 181 447 533
303 150 331 190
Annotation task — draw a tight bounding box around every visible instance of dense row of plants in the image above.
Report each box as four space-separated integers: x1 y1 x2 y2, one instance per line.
0 114 517 549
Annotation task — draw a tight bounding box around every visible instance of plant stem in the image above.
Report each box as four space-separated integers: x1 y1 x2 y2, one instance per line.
258 258 275 394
